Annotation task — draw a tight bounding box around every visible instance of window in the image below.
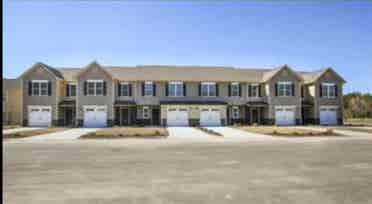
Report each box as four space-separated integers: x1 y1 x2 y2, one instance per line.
201 82 216 97
120 82 130 96
3 91 7 102
66 83 76 97
169 81 183 97
31 80 49 96
232 106 240 119
143 106 150 119
144 81 153 96
251 84 259 97
322 83 336 98
278 81 293 97
231 82 240 97
86 80 104 96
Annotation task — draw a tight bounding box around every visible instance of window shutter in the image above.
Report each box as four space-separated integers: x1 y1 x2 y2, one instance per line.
258 85 262 97
153 83 156 96
292 83 295 96
301 86 304 98
335 85 338 97
275 83 278 96
28 81 32 96
103 81 107 96
183 83 186 96
228 84 231 96
216 83 219 96
319 84 323 97
48 81 52 96
66 84 70 97
129 84 132 96
142 83 145 96
239 84 242 97
118 83 121 96
198 83 201 96
165 82 168 96
248 84 252 97
84 81 87 96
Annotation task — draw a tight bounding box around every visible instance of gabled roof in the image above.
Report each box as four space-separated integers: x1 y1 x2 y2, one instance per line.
76 61 114 79
19 62 64 80
299 67 346 84
261 65 303 82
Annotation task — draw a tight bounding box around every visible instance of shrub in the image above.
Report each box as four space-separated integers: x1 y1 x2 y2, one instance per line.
272 130 278 135
154 130 160 135
325 128 334 135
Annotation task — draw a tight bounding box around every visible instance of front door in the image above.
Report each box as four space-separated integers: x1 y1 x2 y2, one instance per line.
121 108 129 126
252 109 259 124
65 108 75 126
152 108 160 126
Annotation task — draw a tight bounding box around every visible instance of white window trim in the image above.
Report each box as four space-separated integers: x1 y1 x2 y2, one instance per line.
322 83 336 98
86 80 104 96
201 82 217 97
250 83 260 98
278 81 293 97
168 81 184 97
120 82 130 96
67 83 76 97
231 82 240 97
144 81 154 97
143 106 150 119
31 80 49 96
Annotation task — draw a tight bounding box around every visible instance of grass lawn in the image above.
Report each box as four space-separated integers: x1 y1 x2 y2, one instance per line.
239 126 342 137
344 118 372 127
2 125 20 130
3 128 68 139
80 127 169 139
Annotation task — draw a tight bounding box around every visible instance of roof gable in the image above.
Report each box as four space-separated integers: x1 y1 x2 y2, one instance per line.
262 65 303 82
302 67 346 84
76 61 113 79
19 62 63 80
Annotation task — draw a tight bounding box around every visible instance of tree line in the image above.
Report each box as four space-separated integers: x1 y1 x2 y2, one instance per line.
343 92 372 118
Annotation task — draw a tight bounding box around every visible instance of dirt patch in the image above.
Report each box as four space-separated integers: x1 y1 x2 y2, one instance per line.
80 127 169 139
239 126 344 137
3 128 68 139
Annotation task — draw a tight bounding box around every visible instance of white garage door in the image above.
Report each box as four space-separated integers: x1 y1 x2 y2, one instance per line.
275 106 295 126
28 106 52 127
200 108 221 126
84 106 107 128
320 106 338 125
167 108 189 126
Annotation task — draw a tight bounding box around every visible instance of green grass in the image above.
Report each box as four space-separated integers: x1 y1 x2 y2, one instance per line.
344 118 372 127
80 127 169 139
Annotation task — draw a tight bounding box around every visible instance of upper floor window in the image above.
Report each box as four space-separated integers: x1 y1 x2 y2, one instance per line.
251 84 260 97
277 81 293 97
168 81 184 97
230 82 240 97
66 83 76 97
85 80 105 96
321 83 336 98
201 82 217 97
118 82 131 97
144 81 154 96
29 80 51 96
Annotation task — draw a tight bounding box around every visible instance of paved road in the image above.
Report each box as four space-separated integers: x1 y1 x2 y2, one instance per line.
4 137 372 204
3 127 44 134
19 128 99 141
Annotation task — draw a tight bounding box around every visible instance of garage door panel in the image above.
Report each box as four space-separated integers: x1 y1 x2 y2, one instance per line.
28 106 52 127
320 106 337 125
84 106 107 128
167 109 189 126
275 106 295 126
200 109 221 126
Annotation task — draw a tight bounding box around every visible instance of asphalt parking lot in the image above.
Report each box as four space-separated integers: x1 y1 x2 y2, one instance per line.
3 136 372 204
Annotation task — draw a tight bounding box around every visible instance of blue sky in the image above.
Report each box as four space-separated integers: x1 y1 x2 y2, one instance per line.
3 0 372 93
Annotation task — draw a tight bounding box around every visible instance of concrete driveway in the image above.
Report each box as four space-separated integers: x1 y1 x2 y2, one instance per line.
167 127 217 140
19 128 99 141
204 126 276 140
3 127 45 134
